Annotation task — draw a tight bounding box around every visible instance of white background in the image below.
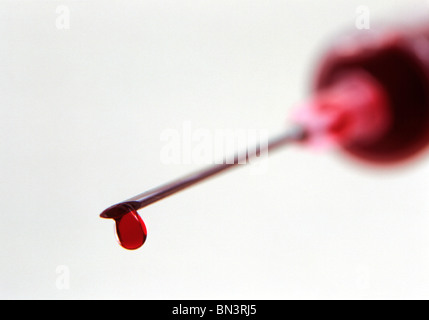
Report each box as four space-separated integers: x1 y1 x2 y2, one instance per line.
1 0 429 299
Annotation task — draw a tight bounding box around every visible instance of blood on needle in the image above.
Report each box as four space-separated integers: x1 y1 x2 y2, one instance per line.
100 127 306 250
101 21 429 250
100 203 147 250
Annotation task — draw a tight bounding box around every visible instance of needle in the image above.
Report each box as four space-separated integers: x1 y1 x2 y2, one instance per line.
100 126 307 219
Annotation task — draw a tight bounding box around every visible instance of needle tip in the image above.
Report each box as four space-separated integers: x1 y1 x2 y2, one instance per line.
100 203 137 220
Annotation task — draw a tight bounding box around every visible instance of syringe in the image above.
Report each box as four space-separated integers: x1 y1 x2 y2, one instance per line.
101 21 429 250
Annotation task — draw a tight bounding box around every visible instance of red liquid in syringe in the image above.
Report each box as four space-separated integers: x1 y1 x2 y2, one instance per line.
303 23 429 163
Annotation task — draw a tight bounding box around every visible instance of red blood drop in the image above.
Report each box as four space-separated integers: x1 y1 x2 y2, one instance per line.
114 210 147 250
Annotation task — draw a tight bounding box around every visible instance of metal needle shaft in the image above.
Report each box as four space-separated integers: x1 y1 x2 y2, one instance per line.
100 126 306 218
